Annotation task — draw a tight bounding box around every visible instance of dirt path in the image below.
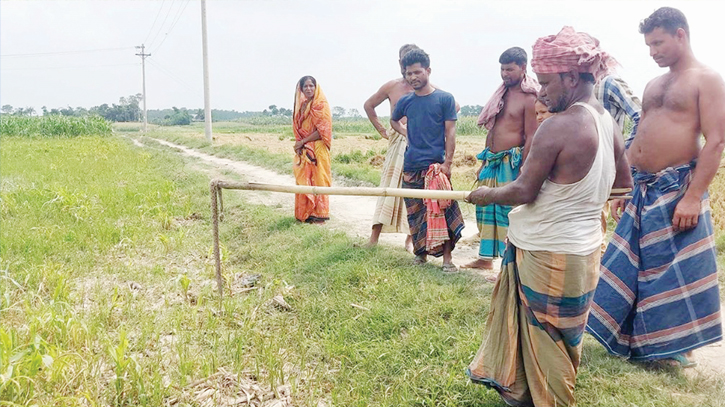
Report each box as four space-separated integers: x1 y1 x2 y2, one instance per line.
147 138 489 272
140 137 724 378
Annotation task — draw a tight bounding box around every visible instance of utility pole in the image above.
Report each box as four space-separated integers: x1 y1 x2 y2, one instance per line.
135 44 150 133
200 0 212 142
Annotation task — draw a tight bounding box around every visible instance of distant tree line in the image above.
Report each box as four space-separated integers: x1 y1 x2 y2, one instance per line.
1 97 485 124
2 94 143 123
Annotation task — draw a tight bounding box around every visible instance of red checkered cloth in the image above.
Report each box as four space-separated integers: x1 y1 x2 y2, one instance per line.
424 164 453 253
477 75 540 129
531 26 616 81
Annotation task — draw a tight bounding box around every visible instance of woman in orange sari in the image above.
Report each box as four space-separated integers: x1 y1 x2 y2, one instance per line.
293 76 332 223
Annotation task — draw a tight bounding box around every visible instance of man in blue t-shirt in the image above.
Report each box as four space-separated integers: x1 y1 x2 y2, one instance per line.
391 48 464 272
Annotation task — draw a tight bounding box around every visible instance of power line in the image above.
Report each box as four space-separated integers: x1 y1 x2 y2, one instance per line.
0 62 138 71
146 58 200 96
1 47 133 58
151 0 192 54
146 0 177 50
143 0 167 45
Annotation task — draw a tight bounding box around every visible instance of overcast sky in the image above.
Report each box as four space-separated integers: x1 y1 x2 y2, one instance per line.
1 0 722 116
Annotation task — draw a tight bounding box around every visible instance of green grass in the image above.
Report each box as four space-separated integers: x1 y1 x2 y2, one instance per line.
2 134 724 406
0 115 112 137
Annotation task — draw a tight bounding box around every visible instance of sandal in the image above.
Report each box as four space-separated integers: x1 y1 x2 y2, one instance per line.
669 353 698 368
413 255 427 266
442 263 458 273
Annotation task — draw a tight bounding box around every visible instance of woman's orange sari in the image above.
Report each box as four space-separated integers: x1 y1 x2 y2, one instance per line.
293 82 332 222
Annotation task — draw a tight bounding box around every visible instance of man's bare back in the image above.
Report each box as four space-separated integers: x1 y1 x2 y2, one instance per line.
487 88 537 153
629 65 723 173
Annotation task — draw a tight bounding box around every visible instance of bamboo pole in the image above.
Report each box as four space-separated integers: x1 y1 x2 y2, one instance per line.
214 180 472 200
215 180 631 199
209 179 632 296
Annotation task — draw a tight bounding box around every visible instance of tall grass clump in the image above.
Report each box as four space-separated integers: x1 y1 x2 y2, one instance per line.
456 116 487 136
0 115 112 137
332 118 377 135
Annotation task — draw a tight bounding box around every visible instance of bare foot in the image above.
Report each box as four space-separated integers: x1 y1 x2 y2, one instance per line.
367 224 382 248
461 259 494 270
404 235 414 253
484 273 499 283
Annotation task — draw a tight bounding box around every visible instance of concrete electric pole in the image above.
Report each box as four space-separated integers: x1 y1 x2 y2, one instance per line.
135 44 150 133
200 0 212 142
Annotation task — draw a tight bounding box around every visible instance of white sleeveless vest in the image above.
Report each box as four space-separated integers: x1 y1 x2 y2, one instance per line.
507 102 616 255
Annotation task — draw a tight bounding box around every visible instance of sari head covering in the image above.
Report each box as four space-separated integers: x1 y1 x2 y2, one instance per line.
293 76 332 151
531 26 617 81
292 76 333 222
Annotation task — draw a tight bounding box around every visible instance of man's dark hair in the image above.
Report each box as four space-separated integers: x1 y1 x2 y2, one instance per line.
298 75 316 91
401 49 430 69
559 72 596 84
399 44 419 59
639 7 689 37
499 47 527 67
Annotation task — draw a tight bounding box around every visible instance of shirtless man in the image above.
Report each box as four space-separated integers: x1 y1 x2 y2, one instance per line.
464 47 538 270
587 7 724 368
363 44 419 250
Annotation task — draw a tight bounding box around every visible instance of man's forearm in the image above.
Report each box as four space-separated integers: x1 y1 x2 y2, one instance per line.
444 130 455 164
486 181 535 206
364 106 387 136
390 119 405 135
684 140 725 200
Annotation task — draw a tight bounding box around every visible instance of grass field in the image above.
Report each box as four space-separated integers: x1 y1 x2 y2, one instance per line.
2 123 725 406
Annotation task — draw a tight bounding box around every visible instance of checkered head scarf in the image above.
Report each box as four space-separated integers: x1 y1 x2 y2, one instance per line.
531 26 616 81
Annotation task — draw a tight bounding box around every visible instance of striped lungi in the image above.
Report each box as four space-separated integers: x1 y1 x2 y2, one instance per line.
402 168 464 257
371 129 409 234
467 243 600 407
475 147 522 260
587 161 722 360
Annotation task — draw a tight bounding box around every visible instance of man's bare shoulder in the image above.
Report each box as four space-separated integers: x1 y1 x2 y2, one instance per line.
523 92 537 104
696 64 725 87
644 71 671 88
380 78 407 92
539 106 590 138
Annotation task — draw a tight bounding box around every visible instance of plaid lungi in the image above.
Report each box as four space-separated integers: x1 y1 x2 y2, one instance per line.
587 161 722 360
402 168 464 257
467 243 600 407
475 146 522 260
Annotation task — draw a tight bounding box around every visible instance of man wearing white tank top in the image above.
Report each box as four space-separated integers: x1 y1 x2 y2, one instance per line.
465 27 633 407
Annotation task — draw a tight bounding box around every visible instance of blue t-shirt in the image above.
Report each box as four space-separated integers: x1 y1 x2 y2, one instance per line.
391 89 457 172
